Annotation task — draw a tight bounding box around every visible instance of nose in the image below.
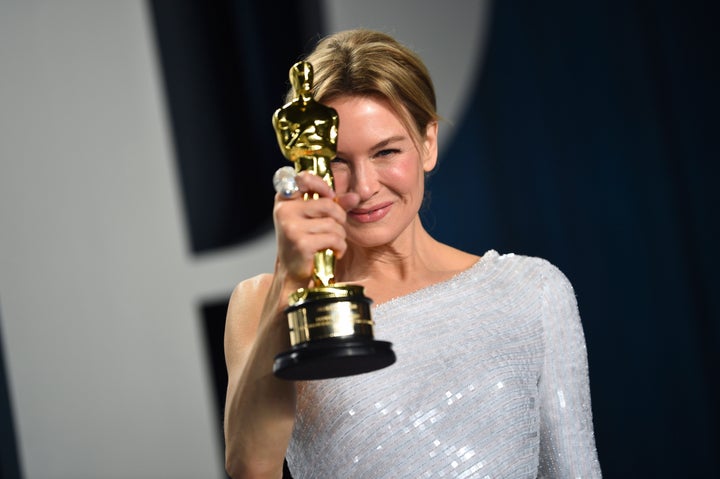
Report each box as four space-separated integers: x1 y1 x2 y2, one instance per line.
349 160 379 201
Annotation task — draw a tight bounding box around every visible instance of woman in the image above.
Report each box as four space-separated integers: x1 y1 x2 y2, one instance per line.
224 29 601 478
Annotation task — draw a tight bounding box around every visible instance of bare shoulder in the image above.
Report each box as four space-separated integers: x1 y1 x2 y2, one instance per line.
226 273 273 327
229 273 274 306
224 273 273 363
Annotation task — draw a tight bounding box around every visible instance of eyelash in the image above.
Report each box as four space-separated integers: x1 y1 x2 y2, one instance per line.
375 148 400 158
331 149 400 165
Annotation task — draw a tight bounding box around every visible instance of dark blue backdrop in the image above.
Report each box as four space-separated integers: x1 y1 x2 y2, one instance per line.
425 1 719 476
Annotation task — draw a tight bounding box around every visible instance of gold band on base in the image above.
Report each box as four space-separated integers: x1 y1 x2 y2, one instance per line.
286 285 374 346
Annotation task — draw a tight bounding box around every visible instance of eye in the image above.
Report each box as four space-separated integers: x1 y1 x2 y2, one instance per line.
330 157 349 172
375 149 400 158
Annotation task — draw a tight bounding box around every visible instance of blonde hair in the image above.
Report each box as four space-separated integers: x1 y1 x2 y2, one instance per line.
288 29 439 149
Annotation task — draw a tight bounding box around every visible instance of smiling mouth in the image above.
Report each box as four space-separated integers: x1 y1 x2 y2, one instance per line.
349 202 392 223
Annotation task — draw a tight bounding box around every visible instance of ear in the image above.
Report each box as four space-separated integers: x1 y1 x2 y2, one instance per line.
422 121 439 172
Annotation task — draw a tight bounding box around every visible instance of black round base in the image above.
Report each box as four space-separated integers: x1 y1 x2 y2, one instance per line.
273 337 396 381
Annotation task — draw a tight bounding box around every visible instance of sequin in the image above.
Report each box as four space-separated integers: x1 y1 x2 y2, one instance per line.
287 250 601 478
557 389 567 408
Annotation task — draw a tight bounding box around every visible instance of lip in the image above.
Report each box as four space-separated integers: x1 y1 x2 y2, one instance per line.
349 201 393 223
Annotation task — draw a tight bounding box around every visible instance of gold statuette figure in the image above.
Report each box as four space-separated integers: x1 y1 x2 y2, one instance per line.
271 61 395 380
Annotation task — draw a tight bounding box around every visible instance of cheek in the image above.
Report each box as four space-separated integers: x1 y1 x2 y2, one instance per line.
383 165 411 189
385 156 424 190
330 155 422 194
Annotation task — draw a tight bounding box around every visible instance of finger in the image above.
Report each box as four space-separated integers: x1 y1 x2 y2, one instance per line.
278 226 348 277
300 199 349 225
276 201 347 237
335 192 360 212
295 172 336 199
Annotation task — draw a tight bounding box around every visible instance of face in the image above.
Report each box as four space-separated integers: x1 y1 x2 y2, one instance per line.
325 95 438 249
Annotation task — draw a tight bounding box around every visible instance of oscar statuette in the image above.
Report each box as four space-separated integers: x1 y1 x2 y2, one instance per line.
271 61 396 380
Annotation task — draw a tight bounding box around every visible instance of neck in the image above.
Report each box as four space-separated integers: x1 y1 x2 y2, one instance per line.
337 218 437 283
333 217 480 304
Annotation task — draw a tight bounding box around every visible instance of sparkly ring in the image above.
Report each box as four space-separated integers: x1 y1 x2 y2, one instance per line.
273 166 299 198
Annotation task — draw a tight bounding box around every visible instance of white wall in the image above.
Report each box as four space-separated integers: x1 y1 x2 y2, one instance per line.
0 1 487 477
0 2 274 478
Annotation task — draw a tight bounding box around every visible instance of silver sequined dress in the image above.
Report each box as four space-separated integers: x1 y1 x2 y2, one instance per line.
286 250 601 478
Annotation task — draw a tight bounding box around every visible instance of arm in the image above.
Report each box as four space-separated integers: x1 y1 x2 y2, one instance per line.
537 262 602 478
223 272 298 479
223 173 359 478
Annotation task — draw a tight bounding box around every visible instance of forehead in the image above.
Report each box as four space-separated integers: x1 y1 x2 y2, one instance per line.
326 96 406 131
325 95 423 152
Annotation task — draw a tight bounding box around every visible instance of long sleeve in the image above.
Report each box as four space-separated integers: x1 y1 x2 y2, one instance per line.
537 262 602 478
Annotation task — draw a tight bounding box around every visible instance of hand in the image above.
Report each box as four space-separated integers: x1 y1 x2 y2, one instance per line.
273 172 359 283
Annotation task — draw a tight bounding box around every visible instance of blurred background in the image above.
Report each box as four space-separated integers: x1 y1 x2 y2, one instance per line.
0 1 717 478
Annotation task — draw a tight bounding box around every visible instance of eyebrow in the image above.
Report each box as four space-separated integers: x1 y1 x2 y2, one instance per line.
370 135 406 151
335 135 408 159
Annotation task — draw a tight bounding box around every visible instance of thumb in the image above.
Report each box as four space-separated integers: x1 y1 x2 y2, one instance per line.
336 192 360 211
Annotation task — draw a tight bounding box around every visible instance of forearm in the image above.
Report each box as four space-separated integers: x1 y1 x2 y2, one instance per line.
224 276 300 478
224 340 295 478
